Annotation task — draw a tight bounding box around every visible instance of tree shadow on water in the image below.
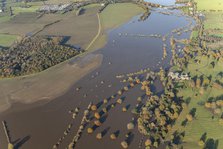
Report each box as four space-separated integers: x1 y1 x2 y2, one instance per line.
14 135 31 149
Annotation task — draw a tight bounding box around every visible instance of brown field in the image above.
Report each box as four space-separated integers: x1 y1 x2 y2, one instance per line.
0 6 100 49
0 13 46 36
37 6 100 49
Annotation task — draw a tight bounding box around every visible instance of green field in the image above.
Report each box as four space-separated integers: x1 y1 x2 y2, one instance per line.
100 3 143 30
190 30 198 40
11 5 40 15
173 1 223 147
193 0 223 45
194 0 223 11
0 15 12 23
0 34 18 47
204 12 223 30
170 51 223 148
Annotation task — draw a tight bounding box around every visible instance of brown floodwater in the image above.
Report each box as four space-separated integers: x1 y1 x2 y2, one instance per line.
0 4 195 149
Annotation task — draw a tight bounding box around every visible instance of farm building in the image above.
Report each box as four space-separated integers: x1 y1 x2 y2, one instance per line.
39 3 73 13
168 72 190 81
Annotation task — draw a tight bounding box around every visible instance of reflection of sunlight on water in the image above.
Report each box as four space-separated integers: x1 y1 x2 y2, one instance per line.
144 0 176 6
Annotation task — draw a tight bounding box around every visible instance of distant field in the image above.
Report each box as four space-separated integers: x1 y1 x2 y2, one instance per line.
204 12 223 30
0 34 18 47
37 5 100 49
100 3 143 30
0 15 11 23
88 3 144 51
194 0 223 42
194 0 223 11
11 5 40 15
83 3 100 9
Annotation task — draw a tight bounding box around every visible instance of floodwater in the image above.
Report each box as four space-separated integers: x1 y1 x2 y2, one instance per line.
0 2 195 149
145 0 176 6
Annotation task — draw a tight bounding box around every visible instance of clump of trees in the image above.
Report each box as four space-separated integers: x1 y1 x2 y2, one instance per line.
136 69 184 148
137 92 184 148
198 132 219 149
0 36 80 77
204 95 223 118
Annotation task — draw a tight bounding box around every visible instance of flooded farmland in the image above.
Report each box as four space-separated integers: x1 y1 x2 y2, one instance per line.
0 1 196 149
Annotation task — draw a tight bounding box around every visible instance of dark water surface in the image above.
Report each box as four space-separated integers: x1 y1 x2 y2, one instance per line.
0 5 195 149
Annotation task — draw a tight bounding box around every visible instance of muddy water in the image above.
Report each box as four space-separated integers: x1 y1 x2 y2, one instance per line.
0 5 195 149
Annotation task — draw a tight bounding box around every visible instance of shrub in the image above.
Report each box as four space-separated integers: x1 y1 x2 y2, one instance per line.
94 120 102 126
198 140 205 146
117 99 123 104
145 139 152 147
127 122 135 130
110 133 117 140
121 141 128 149
186 114 193 121
122 107 127 112
103 99 108 104
96 133 102 139
87 127 93 134
91 105 97 111
94 112 101 119
8 144 14 149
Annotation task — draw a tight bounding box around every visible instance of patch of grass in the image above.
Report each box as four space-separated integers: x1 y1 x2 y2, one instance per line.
194 0 223 11
190 30 198 39
175 87 223 149
0 15 12 23
169 53 223 148
187 55 223 78
0 34 19 47
11 5 40 15
210 34 223 38
83 3 101 9
100 3 143 30
204 12 223 30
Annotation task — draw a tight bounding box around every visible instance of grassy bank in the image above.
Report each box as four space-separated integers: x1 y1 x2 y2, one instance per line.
0 34 19 47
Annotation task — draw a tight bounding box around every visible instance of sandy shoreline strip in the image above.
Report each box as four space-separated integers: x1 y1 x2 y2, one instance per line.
0 53 103 113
